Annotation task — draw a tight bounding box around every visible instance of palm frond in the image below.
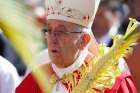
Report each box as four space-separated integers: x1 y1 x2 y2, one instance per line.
71 18 140 93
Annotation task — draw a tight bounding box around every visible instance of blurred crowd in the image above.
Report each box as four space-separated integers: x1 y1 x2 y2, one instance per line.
0 0 140 93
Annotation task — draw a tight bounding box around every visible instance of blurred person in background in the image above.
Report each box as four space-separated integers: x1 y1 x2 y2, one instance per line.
25 0 46 26
0 29 27 76
16 0 138 93
92 0 130 78
126 0 140 18
0 0 45 77
92 0 130 47
0 55 20 93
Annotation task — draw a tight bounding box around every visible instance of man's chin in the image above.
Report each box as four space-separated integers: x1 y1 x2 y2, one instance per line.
51 58 62 64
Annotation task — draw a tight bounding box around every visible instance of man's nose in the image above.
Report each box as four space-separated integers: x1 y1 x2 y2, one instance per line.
53 32 57 37
51 32 58 44
52 32 59 38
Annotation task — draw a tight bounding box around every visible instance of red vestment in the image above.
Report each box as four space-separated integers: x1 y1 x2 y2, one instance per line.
16 66 137 93
16 50 138 93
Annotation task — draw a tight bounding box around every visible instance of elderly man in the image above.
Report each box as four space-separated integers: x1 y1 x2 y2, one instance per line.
16 0 137 93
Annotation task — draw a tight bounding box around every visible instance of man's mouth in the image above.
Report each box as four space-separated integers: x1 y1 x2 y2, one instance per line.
51 50 58 53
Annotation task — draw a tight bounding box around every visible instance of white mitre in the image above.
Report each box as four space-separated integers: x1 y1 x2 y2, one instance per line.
45 0 101 28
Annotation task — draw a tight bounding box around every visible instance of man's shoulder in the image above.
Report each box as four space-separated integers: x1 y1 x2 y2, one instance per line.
16 63 54 93
36 63 54 76
16 73 36 93
26 63 54 79
105 71 137 93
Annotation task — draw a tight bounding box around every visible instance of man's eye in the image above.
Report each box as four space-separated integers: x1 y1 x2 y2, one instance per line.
42 28 48 33
58 31 66 34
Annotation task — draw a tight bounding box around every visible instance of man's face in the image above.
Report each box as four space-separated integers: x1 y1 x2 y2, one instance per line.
45 19 83 68
92 4 110 38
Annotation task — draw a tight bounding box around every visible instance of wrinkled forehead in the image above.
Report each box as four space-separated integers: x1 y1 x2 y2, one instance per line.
47 19 85 31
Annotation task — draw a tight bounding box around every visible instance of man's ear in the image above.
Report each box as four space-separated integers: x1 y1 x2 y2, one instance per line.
79 33 91 50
